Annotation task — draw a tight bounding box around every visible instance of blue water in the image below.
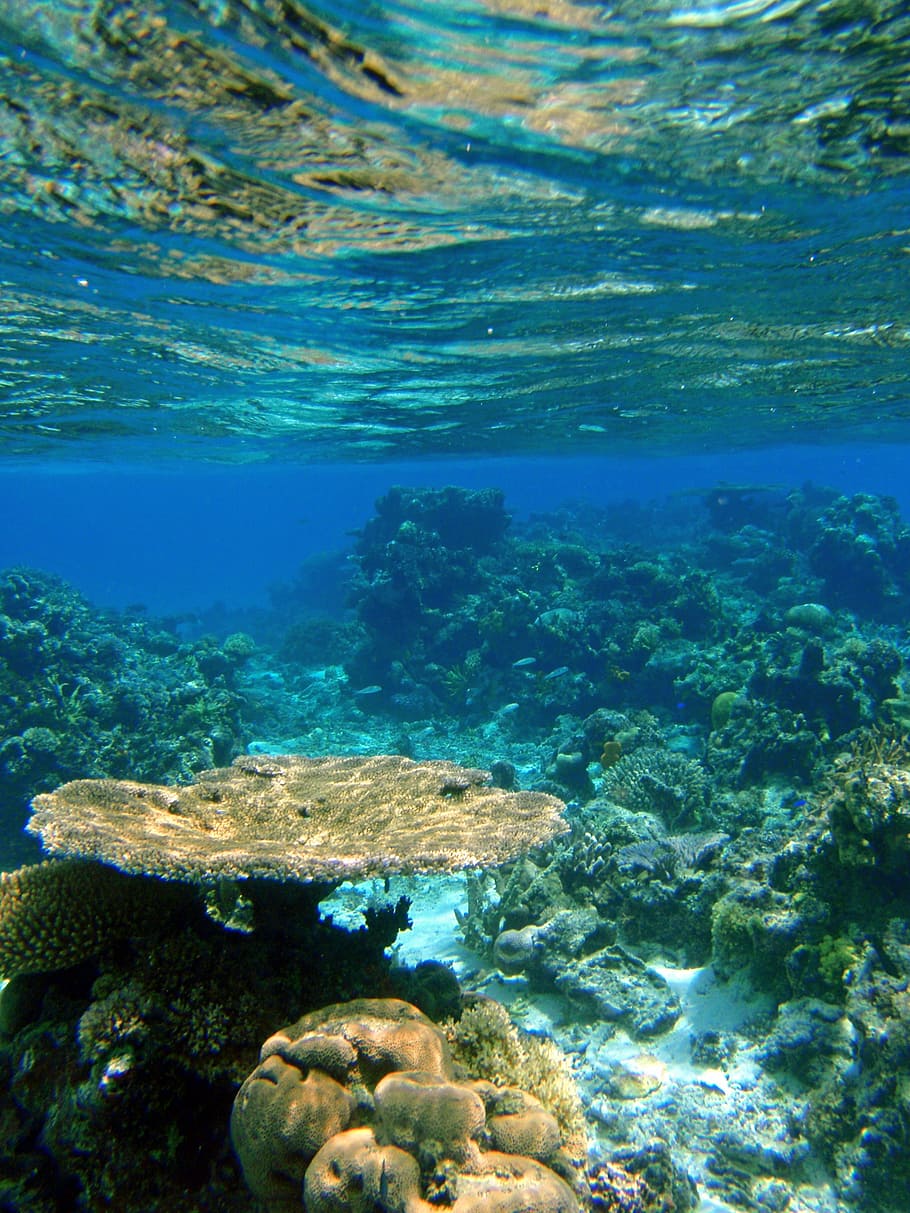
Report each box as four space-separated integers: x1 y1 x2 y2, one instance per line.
3 5 910 1211
2 444 909 614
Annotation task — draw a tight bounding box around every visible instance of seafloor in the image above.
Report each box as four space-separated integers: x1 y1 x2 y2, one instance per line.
2 481 910 1213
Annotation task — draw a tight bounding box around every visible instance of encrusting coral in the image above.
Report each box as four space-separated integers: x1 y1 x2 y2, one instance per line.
27 753 567 882
231 997 584 1213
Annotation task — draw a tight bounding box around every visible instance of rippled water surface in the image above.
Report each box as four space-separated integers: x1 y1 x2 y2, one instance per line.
1 0 908 460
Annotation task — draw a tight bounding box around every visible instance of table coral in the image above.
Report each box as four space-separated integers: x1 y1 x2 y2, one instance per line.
28 753 567 883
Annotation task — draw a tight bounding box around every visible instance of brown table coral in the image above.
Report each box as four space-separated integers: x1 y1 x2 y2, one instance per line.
27 753 568 883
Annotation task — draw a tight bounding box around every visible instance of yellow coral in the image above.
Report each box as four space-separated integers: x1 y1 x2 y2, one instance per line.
0 859 190 979
600 739 622 770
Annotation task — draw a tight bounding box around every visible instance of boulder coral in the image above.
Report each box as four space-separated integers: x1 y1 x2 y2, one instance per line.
231 997 582 1212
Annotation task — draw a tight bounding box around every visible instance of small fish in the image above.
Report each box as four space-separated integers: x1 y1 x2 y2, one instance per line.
354 684 382 696
512 656 537 668
544 666 570 680
500 702 520 714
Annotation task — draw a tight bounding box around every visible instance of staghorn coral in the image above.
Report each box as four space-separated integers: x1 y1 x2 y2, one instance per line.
28 753 567 883
0 858 192 979
232 997 584 1212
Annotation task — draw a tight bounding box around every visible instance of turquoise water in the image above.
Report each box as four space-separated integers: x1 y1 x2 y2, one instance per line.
3 6 910 1213
1 0 908 466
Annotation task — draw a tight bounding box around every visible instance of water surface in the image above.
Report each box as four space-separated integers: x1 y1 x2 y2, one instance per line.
1 0 907 462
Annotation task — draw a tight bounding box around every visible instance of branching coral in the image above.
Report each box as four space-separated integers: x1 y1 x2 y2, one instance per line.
0 859 191 978
443 996 589 1168
600 748 708 829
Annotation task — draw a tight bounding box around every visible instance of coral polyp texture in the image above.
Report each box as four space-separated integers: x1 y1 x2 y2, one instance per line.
27 753 568 883
0 858 191 978
231 997 582 1213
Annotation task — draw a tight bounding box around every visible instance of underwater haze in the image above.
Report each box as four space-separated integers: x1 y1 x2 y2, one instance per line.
2 3 910 1213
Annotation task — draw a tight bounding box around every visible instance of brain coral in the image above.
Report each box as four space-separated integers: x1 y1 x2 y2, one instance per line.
231 997 582 1213
28 753 567 883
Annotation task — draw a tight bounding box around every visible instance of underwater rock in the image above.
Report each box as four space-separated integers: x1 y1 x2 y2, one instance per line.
553 946 681 1039
759 996 856 1085
492 907 679 1037
710 880 809 999
709 701 824 786
493 924 542 976
798 945 910 1211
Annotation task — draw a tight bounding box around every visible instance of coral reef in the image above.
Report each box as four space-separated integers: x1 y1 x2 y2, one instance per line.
0 567 251 864
443 997 589 1163
808 492 910 616
0 869 420 1210
5 482 910 1212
